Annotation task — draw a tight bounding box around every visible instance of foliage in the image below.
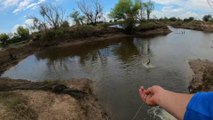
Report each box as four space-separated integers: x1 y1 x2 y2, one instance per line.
203 14 212 22
110 0 141 20
61 21 70 28
0 33 9 45
40 29 65 41
70 25 96 38
184 17 194 22
109 0 141 33
169 17 177 21
17 26 30 40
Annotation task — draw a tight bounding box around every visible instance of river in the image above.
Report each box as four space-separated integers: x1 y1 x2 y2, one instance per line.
2 27 213 120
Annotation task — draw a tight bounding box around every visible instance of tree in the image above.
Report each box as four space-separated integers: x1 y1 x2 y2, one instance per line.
0 33 9 45
30 4 65 30
70 10 85 26
169 17 177 21
184 17 194 22
61 21 70 28
17 26 30 40
109 0 141 33
143 0 154 20
77 0 103 25
203 14 212 22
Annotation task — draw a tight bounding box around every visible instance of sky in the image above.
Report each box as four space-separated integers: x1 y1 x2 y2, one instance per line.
0 0 213 33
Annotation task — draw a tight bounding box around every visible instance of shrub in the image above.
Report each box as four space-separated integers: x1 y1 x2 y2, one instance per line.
40 29 65 41
70 25 96 38
203 15 212 22
17 26 30 40
0 33 9 45
139 21 165 31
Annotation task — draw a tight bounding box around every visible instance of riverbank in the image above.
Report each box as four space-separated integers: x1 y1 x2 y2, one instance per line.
0 78 108 120
170 21 213 32
188 59 213 93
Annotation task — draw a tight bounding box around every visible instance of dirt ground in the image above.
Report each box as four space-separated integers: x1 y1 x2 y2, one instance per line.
0 78 108 120
188 59 213 93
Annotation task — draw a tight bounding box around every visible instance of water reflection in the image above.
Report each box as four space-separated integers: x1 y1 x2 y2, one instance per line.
35 37 153 73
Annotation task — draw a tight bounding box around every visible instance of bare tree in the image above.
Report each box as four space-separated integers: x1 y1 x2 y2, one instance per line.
40 4 65 29
77 0 103 25
30 4 65 31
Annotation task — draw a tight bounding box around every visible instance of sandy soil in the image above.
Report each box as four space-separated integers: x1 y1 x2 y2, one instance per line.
188 59 213 93
0 79 108 120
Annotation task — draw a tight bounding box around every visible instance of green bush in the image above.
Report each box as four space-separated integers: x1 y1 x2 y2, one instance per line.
0 33 9 45
70 25 96 38
39 28 67 41
17 26 30 40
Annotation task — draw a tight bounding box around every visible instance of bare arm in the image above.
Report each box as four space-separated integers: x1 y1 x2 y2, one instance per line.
139 86 193 120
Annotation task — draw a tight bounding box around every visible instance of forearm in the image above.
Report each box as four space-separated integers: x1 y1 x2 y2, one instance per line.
157 90 193 120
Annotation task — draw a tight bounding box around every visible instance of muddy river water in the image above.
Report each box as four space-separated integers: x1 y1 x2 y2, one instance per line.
2 27 213 120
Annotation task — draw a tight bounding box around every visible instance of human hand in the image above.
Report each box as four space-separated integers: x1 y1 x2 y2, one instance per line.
139 85 165 106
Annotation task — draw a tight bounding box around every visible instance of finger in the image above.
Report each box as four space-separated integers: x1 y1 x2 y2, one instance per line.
139 88 146 102
145 87 154 95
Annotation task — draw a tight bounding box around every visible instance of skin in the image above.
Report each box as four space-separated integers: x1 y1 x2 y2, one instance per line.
139 86 193 120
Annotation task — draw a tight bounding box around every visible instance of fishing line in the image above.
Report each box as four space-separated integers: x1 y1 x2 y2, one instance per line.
130 102 145 120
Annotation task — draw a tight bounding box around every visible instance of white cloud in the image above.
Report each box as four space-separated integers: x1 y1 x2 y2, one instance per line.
153 0 212 12
152 6 201 19
0 0 20 7
11 18 34 33
13 0 31 13
13 0 46 13
26 0 45 10
150 0 213 19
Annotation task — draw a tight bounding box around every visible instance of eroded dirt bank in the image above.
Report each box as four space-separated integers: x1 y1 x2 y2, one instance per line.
188 59 213 93
171 22 213 32
0 78 108 120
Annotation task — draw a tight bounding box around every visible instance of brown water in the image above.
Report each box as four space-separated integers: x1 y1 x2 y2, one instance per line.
2 27 213 120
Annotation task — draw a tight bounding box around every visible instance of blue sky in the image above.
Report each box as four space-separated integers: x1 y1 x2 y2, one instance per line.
0 0 212 33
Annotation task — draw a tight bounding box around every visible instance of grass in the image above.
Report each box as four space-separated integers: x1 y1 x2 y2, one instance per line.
0 92 38 120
